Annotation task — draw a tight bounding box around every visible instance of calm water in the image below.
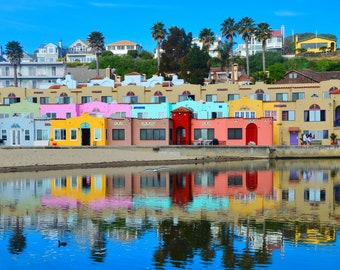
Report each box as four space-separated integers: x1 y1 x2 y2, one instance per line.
1 159 340 270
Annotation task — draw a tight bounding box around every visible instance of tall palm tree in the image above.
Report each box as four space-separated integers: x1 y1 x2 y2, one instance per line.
254 22 272 72
198 28 215 52
237 17 255 77
221 17 238 83
5 41 23 87
87 31 105 76
151 21 167 73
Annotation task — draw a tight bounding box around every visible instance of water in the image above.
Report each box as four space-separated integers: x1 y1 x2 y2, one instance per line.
1 159 340 269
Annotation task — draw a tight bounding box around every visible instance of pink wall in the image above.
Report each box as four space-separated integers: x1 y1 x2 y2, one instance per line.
40 104 79 118
79 101 132 118
191 117 273 146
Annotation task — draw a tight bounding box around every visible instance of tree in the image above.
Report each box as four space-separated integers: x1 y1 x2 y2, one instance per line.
161 26 192 75
181 44 210 85
151 22 167 74
198 28 215 52
87 31 105 76
5 41 24 87
237 17 255 77
211 41 232 72
221 17 238 83
254 22 272 72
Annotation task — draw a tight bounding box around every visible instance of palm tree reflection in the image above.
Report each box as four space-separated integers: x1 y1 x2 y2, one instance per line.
8 216 26 255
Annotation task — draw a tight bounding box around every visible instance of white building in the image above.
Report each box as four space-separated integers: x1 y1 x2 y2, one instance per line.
234 26 284 57
106 40 142 55
0 61 66 89
36 42 64 63
66 39 96 63
192 37 222 58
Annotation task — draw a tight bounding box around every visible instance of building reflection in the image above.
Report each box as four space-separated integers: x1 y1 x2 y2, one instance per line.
0 162 339 266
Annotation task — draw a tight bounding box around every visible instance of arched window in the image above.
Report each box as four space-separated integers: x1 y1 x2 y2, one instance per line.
8 92 16 98
329 86 338 92
154 91 163 96
92 108 100 112
255 89 264 94
309 104 320 110
60 92 68 97
126 91 135 96
182 90 191 95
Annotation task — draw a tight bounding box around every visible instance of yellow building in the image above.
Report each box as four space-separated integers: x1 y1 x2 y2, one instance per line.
50 112 107 146
295 35 336 54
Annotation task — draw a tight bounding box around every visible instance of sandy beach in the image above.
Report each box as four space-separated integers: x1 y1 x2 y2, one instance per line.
0 146 193 172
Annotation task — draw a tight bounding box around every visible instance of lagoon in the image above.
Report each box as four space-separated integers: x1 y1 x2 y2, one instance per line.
1 159 340 269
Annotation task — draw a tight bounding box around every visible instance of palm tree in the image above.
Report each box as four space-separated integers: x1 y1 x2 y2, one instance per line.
151 22 167 74
212 41 232 72
87 31 105 76
198 28 215 52
254 22 272 72
5 41 24 87
221 17 238 83
237 17 255 77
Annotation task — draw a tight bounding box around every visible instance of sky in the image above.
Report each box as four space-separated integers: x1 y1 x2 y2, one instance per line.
0 0 339 55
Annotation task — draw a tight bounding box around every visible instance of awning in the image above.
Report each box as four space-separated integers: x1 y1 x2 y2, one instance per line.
288 127 300 132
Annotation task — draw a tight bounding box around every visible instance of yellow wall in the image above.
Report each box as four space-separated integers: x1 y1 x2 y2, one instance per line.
50 112 107 146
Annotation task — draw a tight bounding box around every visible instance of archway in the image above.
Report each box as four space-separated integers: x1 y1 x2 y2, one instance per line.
246 123 258 145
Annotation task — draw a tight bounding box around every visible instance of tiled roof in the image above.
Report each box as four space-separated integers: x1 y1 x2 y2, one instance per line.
107 40 137 46
271 30 282 37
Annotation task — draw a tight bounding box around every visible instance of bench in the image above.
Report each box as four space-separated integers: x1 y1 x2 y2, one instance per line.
310 140 322 145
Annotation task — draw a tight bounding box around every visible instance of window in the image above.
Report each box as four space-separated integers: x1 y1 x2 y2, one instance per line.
264 110 277 121
228 175 243 186
54 129 66 140
0 113 9 118
249 93 270 101
234 111 256 118
228 128 242 139
94 128 101 140
122 96 138 103
150 96 166 103
27 97 38 103
228 94 240 101
4 97 20 104
24 130 30 141
304 109 326 122
137 112 148 119
110 112 126 119
101 96 113 103
46 112 57 119
292 92 305 101
206 94 217 102
282 189 295 201
282 110 295 121
112 129 125 140
81 96 92 103
36 129 48 140
194 128 214 140
140 129 166 140
66 112 71 118
40 97 50 104
276 93 288 101
2 130 7 140
289 73 297 79
70 129 77 140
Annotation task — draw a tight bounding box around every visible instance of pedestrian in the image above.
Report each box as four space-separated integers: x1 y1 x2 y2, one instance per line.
303 133 307 145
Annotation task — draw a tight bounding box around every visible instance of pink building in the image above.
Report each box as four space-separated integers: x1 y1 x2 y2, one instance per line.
191 117 273 146
40 103 79 119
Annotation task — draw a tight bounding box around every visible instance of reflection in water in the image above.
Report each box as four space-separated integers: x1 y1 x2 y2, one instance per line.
0 159 340 269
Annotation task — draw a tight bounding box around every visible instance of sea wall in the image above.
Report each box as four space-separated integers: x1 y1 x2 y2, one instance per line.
155 145 340 159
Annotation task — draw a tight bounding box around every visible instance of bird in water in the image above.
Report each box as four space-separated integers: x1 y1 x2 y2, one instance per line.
142 166 170 172
58 240 67 248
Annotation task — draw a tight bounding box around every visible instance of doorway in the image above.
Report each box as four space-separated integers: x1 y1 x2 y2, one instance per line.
81 128 90 146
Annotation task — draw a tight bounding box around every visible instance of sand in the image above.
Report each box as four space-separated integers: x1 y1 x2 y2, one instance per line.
0 147 192 172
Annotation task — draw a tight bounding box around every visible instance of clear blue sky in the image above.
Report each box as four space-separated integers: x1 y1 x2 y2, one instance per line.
0 0 338 55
